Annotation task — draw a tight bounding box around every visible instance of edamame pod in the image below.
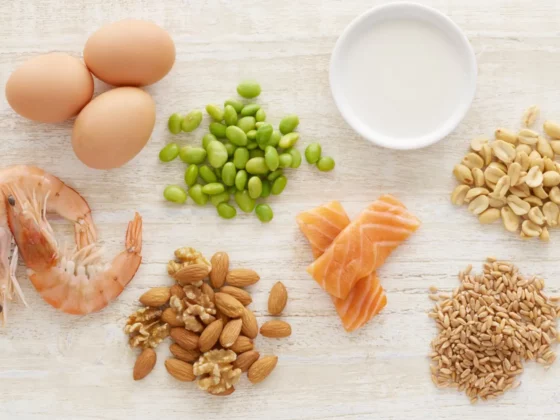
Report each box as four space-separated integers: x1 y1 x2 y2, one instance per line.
159 143 180 162
164 185 187 204
182 110 203 132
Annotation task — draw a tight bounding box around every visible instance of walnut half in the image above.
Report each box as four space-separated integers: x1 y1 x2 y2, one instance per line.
124 307 170 349
193 349 241 394
168 247 211 276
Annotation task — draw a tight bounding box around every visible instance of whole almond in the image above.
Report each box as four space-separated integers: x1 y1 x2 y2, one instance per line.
170 327 199 350
215 292 245 318
201 282 215 303
210 252 229 288
198 319 224 352
161 308 185 327
174 264 210 285
170 284 185 299
240 308 258 339
220 319 243 348
233 350 260 372
210 387 235 396
221 286 252 306
268 282 288 315
139 287 171 307
248 355 278 384
230 335 254 354
260 320 292 338
226 269 260 287
165 358 196 382
216 310 230 325
170 343 200 363
133 348 156 380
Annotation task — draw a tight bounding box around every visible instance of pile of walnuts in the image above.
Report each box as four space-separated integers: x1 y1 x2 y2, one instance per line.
125 247 291 396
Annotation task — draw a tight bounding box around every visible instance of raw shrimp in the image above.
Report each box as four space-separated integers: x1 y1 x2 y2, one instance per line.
0 165 142 318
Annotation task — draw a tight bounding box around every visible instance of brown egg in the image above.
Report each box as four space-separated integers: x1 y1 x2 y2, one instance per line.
5 53 94 123
84 19 175 87
72 87 155 170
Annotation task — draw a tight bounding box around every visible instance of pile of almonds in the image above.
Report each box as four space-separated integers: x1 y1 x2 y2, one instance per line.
451 106 560 240
125 247 291 396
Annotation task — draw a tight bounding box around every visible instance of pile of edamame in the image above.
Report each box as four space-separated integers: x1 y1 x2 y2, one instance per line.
160 81 335 222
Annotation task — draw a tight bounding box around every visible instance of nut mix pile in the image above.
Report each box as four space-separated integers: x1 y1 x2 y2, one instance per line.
451 106 560 240
124 247 291 395
428 258 559 403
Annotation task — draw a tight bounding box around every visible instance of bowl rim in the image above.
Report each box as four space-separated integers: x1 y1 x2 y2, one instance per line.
329 1 478 150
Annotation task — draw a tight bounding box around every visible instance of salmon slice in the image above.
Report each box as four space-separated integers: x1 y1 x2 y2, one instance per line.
296 201 351 258
297 201 388 332
307 194 421 299
331 273 387 332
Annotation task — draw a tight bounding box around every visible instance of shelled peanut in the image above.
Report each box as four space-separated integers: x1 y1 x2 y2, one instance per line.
451 106 560 240
124 247 291 396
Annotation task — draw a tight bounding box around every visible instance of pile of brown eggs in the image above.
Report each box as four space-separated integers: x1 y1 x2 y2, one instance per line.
5 20 175 170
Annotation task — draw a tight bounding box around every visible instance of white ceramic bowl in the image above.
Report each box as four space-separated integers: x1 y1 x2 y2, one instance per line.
329 2 477 150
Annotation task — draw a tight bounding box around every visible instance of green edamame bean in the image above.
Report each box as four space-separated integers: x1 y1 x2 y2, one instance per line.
271 176 288 195
247 141 258 150
247 130 257 141
269 130 281 147
225 142 237 157
265 146 279 171
237 116 256 133
202 133 218 150
279 132 300 149
250 149 265 159
182 110 203 132
217 202 237 219
256 123 273 147
206 104 224 121
255 122 265 129
224 98 244 113
246 157 269 175
248 176 263 199
255 204 273 223
164 185 187 204
237 80 261 99
260 179 271 198
184 165 199 186
180 146 207 164
317 156 335 172
235 190 256 213
305 143 322 164
288 148 302 168
206 141 228 168
159 143 180 162
235 170 248 191
278 153 293 168
221 162 237 186
233 148 250 169
255 108 266 122
189 184 209 205
240 103 261 117
199 165 218 183
168 113 182 134
224 105 238 126
209 122 227 138
279 114 299 134
202 183 225 195
210 192 230 206
267 169 283 182
225 125 248 146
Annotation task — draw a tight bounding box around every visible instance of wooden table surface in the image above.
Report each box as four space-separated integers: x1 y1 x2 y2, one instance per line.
1 0 560 419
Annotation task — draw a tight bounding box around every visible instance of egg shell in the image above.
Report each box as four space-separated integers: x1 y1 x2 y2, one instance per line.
72 87 155 170
84 19 175 87
5 53 94 123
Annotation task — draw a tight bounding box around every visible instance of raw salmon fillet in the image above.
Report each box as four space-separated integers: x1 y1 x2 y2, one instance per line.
297 201 388 332
307 194 421 299
331 273 387 332
296 201 351 258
